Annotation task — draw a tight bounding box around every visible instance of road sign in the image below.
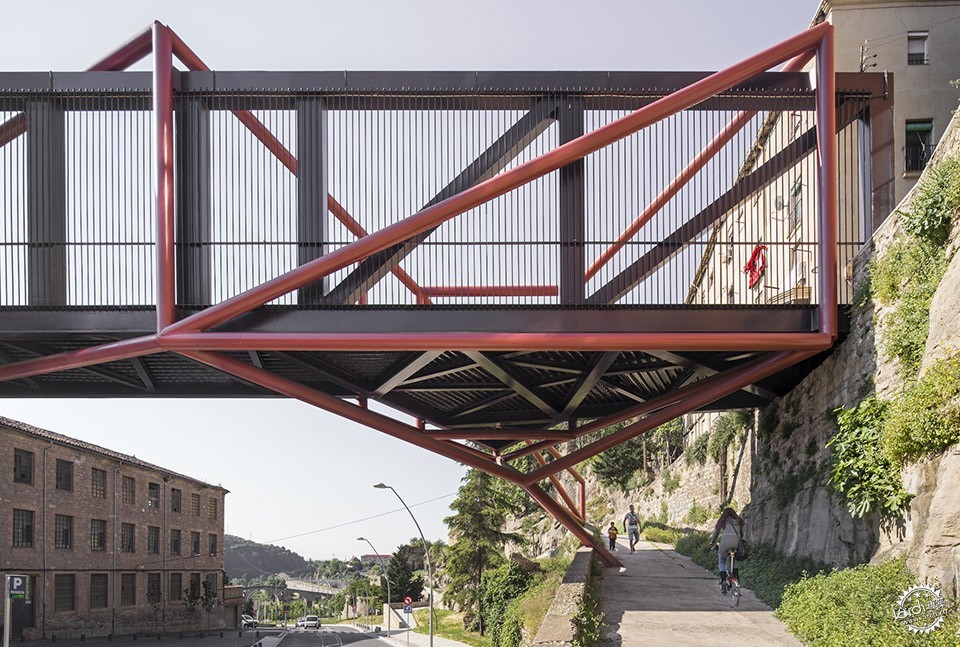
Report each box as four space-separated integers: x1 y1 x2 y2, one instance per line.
403 595 413 605
7 575 27 599
403 604 412 614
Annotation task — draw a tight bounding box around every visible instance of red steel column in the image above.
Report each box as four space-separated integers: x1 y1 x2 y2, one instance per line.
153 23 176 331
816 26 839 339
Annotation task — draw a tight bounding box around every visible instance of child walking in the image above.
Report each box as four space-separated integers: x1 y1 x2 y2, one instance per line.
608 521 619 550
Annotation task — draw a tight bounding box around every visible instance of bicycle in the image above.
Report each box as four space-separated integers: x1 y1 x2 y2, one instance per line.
723 548 741 607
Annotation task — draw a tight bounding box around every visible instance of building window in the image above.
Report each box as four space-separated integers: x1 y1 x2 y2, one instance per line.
907 31 929 65
189 573 201 599
171 488 182 513
905 120 934 172
148 526 160 554
790 176 803 230
190 493 201 516
120 573 137 606
55 459 73 492
170 529 182 555
91 468 107 498
13 448 34 484
90 574 109 609
122 476 135 504
204 573 218 600
148 482 160 508
208 534 217 556
54 574 76 612
190 531 201 556
209 497 218 520
169 573 183 602
13 509 34 547
121 523 136 553
55 514 73 549
90 519 107 552
147 573 162 604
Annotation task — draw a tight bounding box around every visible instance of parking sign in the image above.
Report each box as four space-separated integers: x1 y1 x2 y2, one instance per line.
8 575 27 599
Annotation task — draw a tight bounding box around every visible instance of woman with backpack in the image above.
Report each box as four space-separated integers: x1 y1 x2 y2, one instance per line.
709 507 745 591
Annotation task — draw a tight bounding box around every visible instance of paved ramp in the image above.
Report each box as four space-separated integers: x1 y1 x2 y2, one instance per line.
599 538 801 646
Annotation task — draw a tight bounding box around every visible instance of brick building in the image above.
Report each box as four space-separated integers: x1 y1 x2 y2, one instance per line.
0 416 228 639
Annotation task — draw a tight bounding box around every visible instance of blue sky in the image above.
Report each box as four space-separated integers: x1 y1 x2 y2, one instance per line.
0 0 820 561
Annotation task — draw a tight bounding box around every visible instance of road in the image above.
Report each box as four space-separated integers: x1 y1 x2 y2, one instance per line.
276 626 392 646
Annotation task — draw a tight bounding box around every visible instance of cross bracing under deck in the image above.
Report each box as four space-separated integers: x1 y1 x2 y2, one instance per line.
0 22 893 566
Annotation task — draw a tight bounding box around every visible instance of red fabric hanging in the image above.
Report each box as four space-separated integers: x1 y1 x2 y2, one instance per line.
743 244 767 288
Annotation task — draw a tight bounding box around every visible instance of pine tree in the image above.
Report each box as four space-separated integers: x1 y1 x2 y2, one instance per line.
443 469 524 634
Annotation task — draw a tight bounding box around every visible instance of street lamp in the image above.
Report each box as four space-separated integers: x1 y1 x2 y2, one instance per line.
374 483 433 647
358 536 392 635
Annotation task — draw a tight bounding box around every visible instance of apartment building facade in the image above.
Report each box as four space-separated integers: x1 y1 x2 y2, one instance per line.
0 416 228 639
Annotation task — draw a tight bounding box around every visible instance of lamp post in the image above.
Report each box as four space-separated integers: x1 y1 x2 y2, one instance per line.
374 483 433 647
358 536 392 635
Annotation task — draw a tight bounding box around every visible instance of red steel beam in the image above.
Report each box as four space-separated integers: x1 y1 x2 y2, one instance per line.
420 286 558 298
425 430 573 441
530 448 584 523
177 350 519 480
161 23 830 335
522 482 620 567
816 26 839 339
153 24 176 330
0 336 162 383
545 446 587 520
0 24 154 149
520 350 813 486
158 331 833 353
167 28 429 306
585 49 817 281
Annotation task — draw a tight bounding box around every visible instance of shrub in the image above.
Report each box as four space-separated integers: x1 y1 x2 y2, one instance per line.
897 155 960 247
661 469 681 495
828 397 912 519
882 355 960 464
684 501 709 526
685 432 710 466
870 237 948 377
482 563 535 645
777 557 959 646
641 522 682 545
708 412 745 463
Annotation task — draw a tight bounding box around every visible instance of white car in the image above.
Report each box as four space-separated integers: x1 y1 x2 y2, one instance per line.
303 615 320 629
241 614 258 628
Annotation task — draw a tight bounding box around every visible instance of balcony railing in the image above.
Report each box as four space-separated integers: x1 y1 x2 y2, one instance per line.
907 53 929 65
904 143 930 172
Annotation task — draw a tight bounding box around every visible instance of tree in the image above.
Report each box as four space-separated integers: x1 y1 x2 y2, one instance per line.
443 469 524 635
386 544 425 603
590 418 684 488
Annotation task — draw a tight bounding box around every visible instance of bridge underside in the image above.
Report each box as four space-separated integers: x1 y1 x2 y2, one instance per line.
0 306 845 445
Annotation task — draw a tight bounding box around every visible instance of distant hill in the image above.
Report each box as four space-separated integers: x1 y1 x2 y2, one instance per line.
224 535 314 581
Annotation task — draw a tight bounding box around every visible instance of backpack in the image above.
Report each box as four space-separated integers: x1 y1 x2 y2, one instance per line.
734 525 750 562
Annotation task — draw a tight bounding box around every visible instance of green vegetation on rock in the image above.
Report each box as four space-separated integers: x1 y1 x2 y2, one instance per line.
685 432 710 466
777 557 960 647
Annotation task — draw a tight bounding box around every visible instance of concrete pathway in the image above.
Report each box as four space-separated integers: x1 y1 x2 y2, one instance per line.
599 537 801 646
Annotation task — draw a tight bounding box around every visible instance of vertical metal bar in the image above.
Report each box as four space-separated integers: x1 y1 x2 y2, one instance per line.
296 96 329 303
815 26 838 339
175 96 212 306
26 100 66 306
153 23 176 330
559 95 585 304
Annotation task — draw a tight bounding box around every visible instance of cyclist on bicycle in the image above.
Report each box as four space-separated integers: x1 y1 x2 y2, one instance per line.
709 507 744 591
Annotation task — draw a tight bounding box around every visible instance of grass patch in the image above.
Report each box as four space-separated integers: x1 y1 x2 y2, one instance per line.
641 521 682 545
412 608 492 647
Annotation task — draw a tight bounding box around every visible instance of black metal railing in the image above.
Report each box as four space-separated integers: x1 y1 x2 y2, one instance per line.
0 71 878 310
907 53 929 65
904 143 929 172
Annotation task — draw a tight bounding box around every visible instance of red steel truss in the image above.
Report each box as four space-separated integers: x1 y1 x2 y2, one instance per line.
0 21 838 566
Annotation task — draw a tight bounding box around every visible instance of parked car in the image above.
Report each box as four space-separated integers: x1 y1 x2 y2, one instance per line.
303 615 321 629
295 616 306 628
241 614 258 628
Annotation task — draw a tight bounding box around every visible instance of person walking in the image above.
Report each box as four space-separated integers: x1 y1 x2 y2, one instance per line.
607 521 619 550
709 507 745 592
622 504 641 553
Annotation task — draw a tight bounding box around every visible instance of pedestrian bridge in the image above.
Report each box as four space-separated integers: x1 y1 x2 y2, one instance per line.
0 22 892 564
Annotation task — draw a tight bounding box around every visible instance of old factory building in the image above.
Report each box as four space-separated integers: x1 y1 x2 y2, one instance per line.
0 416 228 639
